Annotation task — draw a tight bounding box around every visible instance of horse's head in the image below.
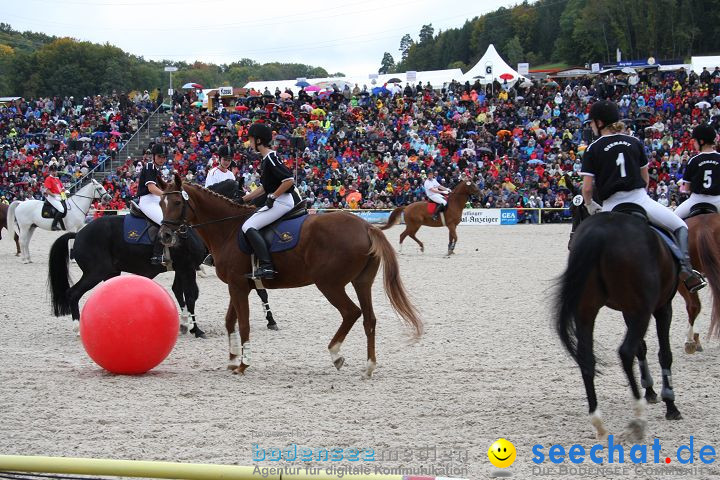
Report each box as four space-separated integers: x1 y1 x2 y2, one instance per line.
158 173 189 248
568 194 590 250
90 179 111 204
456 179 481 198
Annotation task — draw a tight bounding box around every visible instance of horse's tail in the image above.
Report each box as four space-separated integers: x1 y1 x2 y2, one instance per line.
697 227 720 338
48 232 76 317
379 206 405 230
7 201 18 236
367 226 423 339
554 227 605 374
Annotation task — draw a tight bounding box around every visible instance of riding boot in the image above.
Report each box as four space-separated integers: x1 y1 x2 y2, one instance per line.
150 237 165 265
244 228 275 279
51 211 63 231
674 227 707 293
432 204 442 221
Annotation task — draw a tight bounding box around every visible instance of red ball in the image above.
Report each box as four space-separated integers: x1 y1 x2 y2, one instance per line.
80 275 179 375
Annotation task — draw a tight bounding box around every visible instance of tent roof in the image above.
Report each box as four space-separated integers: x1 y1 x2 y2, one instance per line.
462 44 526 84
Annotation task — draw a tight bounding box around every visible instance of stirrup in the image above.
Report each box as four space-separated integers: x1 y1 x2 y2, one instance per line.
684 270 707 293
150 254 165 266
245 266 275 280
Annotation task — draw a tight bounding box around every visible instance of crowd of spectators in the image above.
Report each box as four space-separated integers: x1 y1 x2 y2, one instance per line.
3 65 720 223
0 91 156 205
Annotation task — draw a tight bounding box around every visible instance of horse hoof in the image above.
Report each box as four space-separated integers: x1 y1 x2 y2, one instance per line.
232 365 248 375
666 410 683 421
333 356 345 370
190 326 206 339
645 390 659 404
684 341 697 354
180 324 189 334
267 323 279 331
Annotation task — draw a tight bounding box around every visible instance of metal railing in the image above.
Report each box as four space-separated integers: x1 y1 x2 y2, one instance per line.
68 104 164 192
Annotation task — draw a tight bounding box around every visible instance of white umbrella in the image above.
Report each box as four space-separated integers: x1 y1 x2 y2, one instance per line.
621 67 636 74
696 101 711 109
520 79 533 88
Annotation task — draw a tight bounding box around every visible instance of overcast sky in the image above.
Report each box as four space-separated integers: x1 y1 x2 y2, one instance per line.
4 0 518 76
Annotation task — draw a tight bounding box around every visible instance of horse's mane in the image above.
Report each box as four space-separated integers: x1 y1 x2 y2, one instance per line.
183 182 256 213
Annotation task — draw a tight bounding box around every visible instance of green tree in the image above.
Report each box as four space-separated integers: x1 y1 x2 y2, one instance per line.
399 33 413 61
379 52 395 74
503 36 525 67
419 24 434 44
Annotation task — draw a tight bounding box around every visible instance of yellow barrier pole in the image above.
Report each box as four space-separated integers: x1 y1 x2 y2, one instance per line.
0 455 276 480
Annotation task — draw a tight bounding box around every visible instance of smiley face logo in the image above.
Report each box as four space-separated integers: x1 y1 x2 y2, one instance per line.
488 438 516 468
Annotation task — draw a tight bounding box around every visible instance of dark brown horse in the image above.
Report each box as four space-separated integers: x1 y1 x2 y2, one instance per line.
0 203 20 256
380 180 480 255
157 174 422 377
558 196 682 441
678 213 720 354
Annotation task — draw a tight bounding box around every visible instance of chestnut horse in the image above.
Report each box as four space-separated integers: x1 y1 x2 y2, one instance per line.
678 213 720 354
0 203 20 256
157 174 422 378
380 180 480 255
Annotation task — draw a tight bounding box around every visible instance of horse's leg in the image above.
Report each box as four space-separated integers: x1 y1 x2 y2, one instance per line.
228 284 251 375
18 225 31 263
14 232 20 256
352 257 380 379
182 270 204 339
446 224 458 256
635 340 658 404
317 282 362 372
619 311 652 442
172 274 190 334
256 288 278 330
678 284 701 354
401 222 424 253
654 302 682 421
68 270 117 333
576 305 606 440
224 300 241 370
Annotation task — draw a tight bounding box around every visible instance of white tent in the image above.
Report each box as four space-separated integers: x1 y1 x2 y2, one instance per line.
691 55 720 74
462 44 526 86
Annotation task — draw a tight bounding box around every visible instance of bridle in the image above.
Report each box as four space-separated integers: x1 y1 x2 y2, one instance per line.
69 183 110 218
160 189 249 239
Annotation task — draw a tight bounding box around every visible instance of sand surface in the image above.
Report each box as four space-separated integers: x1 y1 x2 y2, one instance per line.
1 224 719 479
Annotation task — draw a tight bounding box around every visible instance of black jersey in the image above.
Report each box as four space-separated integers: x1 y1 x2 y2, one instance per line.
580 134 648 202
259 151 300 204
137 162 160 197
682 152 720 195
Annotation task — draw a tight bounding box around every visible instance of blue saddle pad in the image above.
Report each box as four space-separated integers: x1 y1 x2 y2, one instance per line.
238 214 309 254
123 214 155 245
650 225 682 262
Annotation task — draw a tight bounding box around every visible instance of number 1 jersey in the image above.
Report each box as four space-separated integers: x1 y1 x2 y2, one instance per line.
580 133 648 202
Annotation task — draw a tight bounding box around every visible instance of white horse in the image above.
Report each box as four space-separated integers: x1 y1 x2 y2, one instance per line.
7 179 110 263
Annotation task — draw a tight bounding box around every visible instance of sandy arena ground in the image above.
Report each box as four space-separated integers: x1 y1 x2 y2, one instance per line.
1 224 719 479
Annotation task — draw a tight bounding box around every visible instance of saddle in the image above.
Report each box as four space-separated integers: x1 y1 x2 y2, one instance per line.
688 202 718 218
611 203 682 262
237 202 309 254
41 200 67 219
123 201 159 245
427 202 438 214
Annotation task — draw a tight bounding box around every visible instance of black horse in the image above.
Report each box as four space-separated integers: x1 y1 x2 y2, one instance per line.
555 178 682 441
206 179 277 330
48 215 207 338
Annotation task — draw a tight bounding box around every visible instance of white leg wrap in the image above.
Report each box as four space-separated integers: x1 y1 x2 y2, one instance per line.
241 342 251 366
363 359 377 379
229 331 241 356
634 398 647 418
686 325 695 343
329 343 342 363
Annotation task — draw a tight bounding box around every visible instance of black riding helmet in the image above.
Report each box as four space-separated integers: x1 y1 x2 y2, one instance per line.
588 100 620 129
218 144 233 159
692 124 717 147
247 122 273 147
151 143 168 158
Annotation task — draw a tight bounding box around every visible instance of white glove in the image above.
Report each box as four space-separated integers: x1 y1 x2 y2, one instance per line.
587 200 602 215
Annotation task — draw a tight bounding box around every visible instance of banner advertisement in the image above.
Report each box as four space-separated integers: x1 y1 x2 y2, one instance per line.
460 209 500 225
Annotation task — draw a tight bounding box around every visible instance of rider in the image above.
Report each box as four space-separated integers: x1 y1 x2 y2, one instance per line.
205 145 236 187
424 170 451 220
202 144 236 266
241 122 303 279
674 124 720 219
137 143 169 265
580 99 706 293
44 164 66 231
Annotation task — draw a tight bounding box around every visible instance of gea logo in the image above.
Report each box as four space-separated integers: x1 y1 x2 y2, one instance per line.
501 212 516 218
